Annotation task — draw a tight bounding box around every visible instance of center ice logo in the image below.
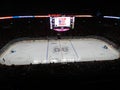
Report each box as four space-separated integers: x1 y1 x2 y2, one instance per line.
54 47 69 52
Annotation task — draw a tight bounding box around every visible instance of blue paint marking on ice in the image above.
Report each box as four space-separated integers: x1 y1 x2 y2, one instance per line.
69 40 79 59
46 40 49 63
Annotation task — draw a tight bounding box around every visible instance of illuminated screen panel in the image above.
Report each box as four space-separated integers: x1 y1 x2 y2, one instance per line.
54 17 71 27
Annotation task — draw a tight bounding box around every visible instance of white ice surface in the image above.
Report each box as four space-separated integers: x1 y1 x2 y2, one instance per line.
0 38 119 65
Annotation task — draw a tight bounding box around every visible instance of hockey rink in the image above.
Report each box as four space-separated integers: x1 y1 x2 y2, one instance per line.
0 38 120 65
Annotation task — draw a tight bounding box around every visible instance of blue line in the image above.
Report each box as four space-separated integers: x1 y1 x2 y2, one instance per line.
46 40 49 63
70 40 79 59
59 40 63 61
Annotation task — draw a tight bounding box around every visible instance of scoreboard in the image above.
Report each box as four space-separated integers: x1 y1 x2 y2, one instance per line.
54 17 71 27
50 16 75 32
